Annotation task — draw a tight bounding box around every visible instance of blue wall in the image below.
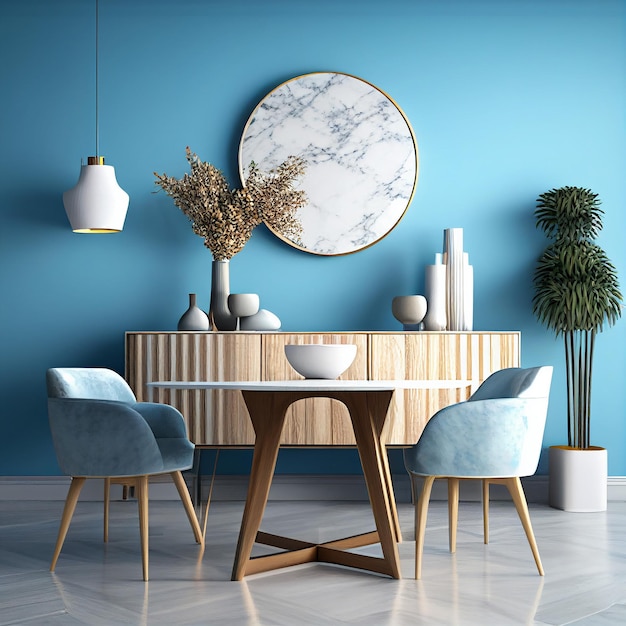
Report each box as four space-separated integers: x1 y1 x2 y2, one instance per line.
1 0 624 476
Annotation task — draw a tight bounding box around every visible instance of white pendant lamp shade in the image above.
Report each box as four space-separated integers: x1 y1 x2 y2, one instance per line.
63 157 129 233
64 0 129 233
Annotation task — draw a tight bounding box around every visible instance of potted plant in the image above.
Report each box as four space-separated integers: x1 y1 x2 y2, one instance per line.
533 186 622 511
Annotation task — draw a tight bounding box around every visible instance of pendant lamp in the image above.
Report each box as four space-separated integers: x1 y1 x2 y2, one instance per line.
63 0 129 233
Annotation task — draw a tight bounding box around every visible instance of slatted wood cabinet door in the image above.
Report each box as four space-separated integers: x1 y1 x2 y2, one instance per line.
369 332 521 445
125 331 520 446
125 332 260 445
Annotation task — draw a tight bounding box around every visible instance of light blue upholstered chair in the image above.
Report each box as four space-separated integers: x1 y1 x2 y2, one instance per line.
46 367 203 581
403 366 553 579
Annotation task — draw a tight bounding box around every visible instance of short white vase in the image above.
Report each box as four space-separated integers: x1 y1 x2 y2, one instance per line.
549 445 608 512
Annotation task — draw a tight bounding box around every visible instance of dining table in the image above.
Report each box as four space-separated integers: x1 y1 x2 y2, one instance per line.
147 378 472 580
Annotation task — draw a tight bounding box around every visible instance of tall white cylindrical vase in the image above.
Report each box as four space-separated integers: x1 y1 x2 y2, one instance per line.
423 264 447 331
443 228 465 331
549 445 608 512
463 256 473 331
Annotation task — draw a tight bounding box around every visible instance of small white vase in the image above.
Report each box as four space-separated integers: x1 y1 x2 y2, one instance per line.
549 445 608 512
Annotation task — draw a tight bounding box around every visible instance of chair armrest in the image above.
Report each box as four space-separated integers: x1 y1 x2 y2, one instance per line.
403 397 548 478
48 398 164 477
132 402 189 439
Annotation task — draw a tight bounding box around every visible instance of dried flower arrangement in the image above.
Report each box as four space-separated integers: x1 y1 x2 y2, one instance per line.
154 147 307 260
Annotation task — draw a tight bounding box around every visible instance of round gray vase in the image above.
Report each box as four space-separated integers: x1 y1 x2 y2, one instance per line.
177 293 210 331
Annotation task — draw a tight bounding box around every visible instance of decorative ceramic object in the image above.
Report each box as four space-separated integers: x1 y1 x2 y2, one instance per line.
209 260 237 331
227 293 260 318
460 246 473 329
239 309 281 331
423 260 447 331
228 293 260 330
391 295 427 330
177 293 210 331
442 228 473 331
549 445 608 512
239 72 418 255
284 344 357 379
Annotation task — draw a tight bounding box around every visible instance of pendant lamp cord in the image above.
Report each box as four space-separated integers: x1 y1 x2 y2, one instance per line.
95 0 99 158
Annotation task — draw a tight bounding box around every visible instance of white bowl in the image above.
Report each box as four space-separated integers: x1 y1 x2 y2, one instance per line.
284 344 357 379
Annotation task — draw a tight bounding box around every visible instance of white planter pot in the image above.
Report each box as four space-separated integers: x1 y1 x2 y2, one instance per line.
549 445 607 512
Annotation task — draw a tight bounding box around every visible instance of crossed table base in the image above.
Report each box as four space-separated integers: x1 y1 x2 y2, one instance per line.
232 387 401 580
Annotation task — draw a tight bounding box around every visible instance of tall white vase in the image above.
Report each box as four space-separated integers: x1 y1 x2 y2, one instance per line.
442 228 473 331
463 255 473 331
423 263 447 331
443 228 464 330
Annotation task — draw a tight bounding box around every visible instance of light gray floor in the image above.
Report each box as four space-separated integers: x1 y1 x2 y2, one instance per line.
1 495 625 625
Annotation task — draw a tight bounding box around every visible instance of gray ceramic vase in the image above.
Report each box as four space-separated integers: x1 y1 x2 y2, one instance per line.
178 293 210 331
209 260 237 331
392 295 427 331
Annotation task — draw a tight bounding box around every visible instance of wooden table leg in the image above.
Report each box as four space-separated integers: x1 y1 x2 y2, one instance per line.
342 390 401 579
231 388 402 581
231 391 291 581
368 394 402 543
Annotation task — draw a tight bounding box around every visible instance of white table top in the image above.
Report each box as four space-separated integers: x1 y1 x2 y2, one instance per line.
147 379 474 392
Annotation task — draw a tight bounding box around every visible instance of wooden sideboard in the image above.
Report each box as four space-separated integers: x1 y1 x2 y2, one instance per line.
125 331 520 446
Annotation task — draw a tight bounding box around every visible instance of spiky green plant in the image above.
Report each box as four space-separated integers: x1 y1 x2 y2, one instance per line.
533 187 622 448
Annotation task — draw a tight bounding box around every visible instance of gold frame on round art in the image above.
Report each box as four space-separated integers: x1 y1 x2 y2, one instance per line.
238 71 419 256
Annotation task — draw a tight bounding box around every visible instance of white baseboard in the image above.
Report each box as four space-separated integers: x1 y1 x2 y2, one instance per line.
2 475 625 503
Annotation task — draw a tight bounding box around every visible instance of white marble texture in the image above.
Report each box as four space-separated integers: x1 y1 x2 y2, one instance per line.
239 72 418 255
1 498 625 625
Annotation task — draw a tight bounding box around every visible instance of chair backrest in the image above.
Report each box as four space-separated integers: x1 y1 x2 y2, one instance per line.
405 366 553 478
469 367 553 402
46 367 136 403
46 368 169 477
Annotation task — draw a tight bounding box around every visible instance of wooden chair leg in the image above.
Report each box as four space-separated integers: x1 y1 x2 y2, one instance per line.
415 475 436 579
483 479 490 544
136 475 150 581
409 470 418 505
103 477 111 543
51 477 86 572
447 478 459 553
201 449 220 539
171 471 204 545
504 477 544 576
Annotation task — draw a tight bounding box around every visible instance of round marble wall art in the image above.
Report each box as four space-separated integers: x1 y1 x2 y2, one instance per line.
239 72 418 256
